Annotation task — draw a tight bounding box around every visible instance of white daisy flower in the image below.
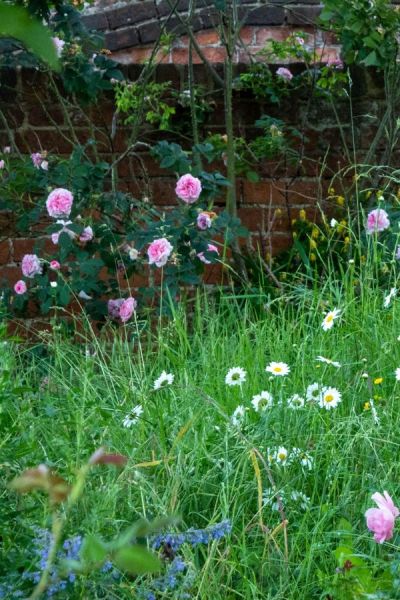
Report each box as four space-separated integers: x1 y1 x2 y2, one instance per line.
290 490 311 510
384 287 397 308
265 362 290 377
122 404 143 428
369 398 380 425
395 368 400 381
315 356 342 368
251 391 273 412
322 308 341 331
306 382 322 403
330 218 338 228
361 372 369 378
153 370 174 390
318 386 342 410
292 448 314 470
274 446 289 465
287 394 305 409
231 404 246 426
263 488 284 511
225 367 246 386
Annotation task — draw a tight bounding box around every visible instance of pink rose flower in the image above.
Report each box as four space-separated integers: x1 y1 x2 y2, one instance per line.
366 208 390 234
31 152 44 169
147 238 173 267
365 490 399 543
79 226 93 242
197 212 212 230
108 299 124 320
197 243 219 264
14 280 27 295
53 37 65 57
51 220 75 245
365 507 395 543
175 174 202 204
276 67 293 81
46 188 73 219
21 254 42 278
50 260 61 270
371 491 399 517
119 297 137 323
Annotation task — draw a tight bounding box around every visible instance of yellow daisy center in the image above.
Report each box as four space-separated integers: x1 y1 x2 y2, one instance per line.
326 314 334 322
278 452 286 460
325 394 334 403
274 366 282 372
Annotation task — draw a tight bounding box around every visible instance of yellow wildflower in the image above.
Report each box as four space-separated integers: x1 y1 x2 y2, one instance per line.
363 402 370 411
299 209 306 221
310 252 317 262
337 196 345 206
374 377 383 385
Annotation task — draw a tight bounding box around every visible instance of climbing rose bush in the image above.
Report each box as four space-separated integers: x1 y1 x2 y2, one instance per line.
5 151 245 322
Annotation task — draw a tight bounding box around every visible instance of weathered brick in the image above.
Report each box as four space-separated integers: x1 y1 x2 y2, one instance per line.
106 28 140 52
107 3 157 30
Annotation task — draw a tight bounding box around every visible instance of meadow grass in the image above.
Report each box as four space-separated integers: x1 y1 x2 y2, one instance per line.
1 274 400 599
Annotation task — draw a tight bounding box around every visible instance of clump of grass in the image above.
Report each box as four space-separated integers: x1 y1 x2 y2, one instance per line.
1 269 400 598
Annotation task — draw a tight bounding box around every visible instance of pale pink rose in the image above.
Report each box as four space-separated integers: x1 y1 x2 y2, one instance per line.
51 220 75 245
197 212 212 230
365 507 395 543
50 260 61 270
21 254 42 278
46 188 73 218
366 208 390 233
14 280 27 295
276 67 293 81
197 243 219 265
371 491 399 518
119 297 137 323
79 226 93 242
3 146 10 154
147 238 173 267
108 299 124 320
53 37 65 57
0 160 5 169
31 152 44 169
175 174 202 204
295 36 305 45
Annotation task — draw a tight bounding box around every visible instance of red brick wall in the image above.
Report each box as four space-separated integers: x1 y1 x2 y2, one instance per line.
0 8 386 297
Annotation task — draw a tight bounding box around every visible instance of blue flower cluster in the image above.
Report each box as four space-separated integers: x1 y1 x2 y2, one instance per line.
139 519 232 599
23 528 82 597
151 519 232 551
23 528 115 597
139 556 194 600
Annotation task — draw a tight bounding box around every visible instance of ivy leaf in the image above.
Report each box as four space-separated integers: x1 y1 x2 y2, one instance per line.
0 3 60 70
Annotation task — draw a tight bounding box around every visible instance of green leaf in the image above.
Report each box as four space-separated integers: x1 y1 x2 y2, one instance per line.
80 535 108 565
0 3 60 71
363 50 379 66
113 545 160 574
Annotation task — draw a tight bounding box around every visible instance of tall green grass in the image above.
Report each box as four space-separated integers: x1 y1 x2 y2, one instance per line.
1 272 400 598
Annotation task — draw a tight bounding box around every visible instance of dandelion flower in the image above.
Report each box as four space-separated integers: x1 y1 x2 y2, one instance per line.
251 391 273 412
319 386 342 410
231 405 245 426
153 371 174 390
322 308 341 331
384 287 397 308
374 377 383 385
287 394 305 409
122 405 143 428
266 362 290 377
316 356 342 368
395 368 400 381
306 382 322 402
274 446 289 465
225 367 246 386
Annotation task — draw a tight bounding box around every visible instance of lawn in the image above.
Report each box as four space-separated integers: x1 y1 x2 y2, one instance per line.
2 276 400 599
